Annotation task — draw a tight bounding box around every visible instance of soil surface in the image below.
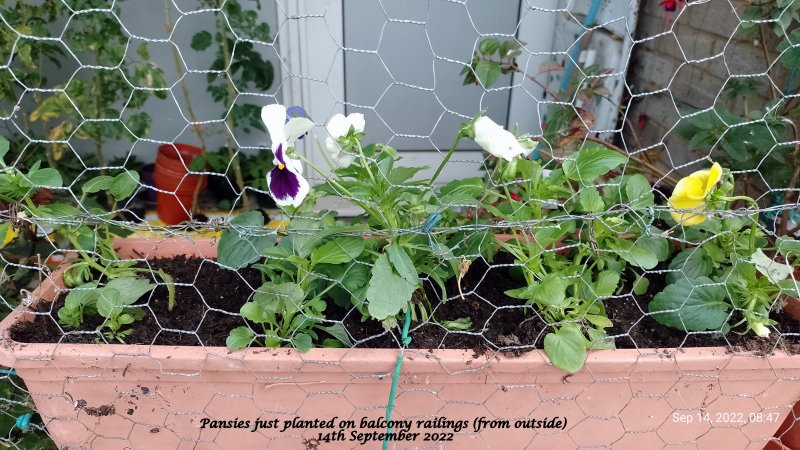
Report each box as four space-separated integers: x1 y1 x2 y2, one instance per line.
11 254 800 355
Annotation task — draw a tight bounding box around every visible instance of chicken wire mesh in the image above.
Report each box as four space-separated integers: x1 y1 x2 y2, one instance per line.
0 0 800 449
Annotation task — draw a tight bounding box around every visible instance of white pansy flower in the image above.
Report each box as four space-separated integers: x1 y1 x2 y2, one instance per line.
325 113 365 167
473 116 530 162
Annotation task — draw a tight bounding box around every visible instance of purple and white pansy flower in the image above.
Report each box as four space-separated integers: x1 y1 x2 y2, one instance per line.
266 144 310 207
324 113 365 167
262 104 315 207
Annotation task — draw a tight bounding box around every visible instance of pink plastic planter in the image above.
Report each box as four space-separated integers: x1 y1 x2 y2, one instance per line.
1 237 800 449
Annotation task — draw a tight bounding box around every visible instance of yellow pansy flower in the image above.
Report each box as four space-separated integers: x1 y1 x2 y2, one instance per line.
668 162 723 226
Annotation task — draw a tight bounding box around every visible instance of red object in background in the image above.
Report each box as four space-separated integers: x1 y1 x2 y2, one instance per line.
659 0 685 12
152 143 207 225
31 188 53 205
637 113 648 130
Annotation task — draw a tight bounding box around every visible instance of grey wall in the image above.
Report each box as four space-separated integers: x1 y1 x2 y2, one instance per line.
623 0 785 174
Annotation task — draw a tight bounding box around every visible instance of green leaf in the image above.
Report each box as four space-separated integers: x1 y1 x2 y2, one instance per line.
776 236 800 259
105 277 155 305
778 278 800 298
156 269 176 312
218 211 277 269
293 333 313 353
34 203 80 219
667 248 713 284
81 175 114 195
593 270 620 297
534 219 575 248
608 238 659 270
0 135 8 165
579 187 604 213
240 301 270 324
23 168 62 188
479 38 501 56
585 314 613 329
311 237 365 265
624 174 654 208
438 177 483 199
499 40 522 58
587 327 615 350
226 326 255 350
543 324 589 373
533 274 567 307
635 235 671 263
319 323 353 347
366 253 416 320
191 31 213 51
562 145 627 183
96 288 123 318
632 273 649 296
750 248 792 284
109 170 140 201
254 282 305 314
387 244 418 285
649 277 730 332
474 60 501 88
385 166 426 185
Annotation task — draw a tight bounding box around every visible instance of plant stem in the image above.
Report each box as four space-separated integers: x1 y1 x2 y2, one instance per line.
217 2 250 210
429 135 462 186
721 195 760 255
293 153 389 227
166 0 209 213
355 141 377 185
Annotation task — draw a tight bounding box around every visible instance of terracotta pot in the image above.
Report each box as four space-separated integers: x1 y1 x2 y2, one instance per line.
153 144 207 225
2 238 800 449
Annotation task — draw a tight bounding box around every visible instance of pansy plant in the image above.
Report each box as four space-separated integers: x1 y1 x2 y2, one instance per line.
218 105 489 352
0 136 175 342
650 163 800 338
486 142 671 372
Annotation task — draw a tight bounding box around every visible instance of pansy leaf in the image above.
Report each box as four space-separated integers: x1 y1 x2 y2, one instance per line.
367 253 415 320
218 211 277 268
311 236 365 266
562 144 627 183
544 324 589 373
667 248 713 284
649 277 729 332
226 326 255 350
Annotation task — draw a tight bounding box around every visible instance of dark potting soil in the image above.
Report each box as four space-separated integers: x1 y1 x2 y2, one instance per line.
10 254 800 356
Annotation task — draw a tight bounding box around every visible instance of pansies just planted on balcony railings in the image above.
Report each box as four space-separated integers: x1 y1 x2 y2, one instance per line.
3 104 800 373
209 104 800 372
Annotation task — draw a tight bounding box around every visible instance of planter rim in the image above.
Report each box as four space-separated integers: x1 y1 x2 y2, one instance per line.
1 237 799 375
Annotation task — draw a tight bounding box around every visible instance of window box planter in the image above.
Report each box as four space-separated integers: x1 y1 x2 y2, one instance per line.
1 237 800 449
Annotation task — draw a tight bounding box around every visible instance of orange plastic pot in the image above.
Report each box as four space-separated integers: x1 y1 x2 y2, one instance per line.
153 143 207 224
3 238 800 448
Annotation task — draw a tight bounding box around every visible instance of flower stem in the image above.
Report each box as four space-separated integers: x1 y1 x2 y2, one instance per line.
294 153 389 227
429 134 462 186
720 195 760 254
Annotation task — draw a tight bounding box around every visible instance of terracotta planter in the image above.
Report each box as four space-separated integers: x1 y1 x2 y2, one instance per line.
153 144 207 225
2 238 800 449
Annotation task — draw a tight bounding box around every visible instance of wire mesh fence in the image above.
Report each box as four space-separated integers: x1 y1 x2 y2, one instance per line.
1 0 800 448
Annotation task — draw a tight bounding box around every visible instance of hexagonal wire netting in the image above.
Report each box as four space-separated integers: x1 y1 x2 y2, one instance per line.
1 0 800 448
